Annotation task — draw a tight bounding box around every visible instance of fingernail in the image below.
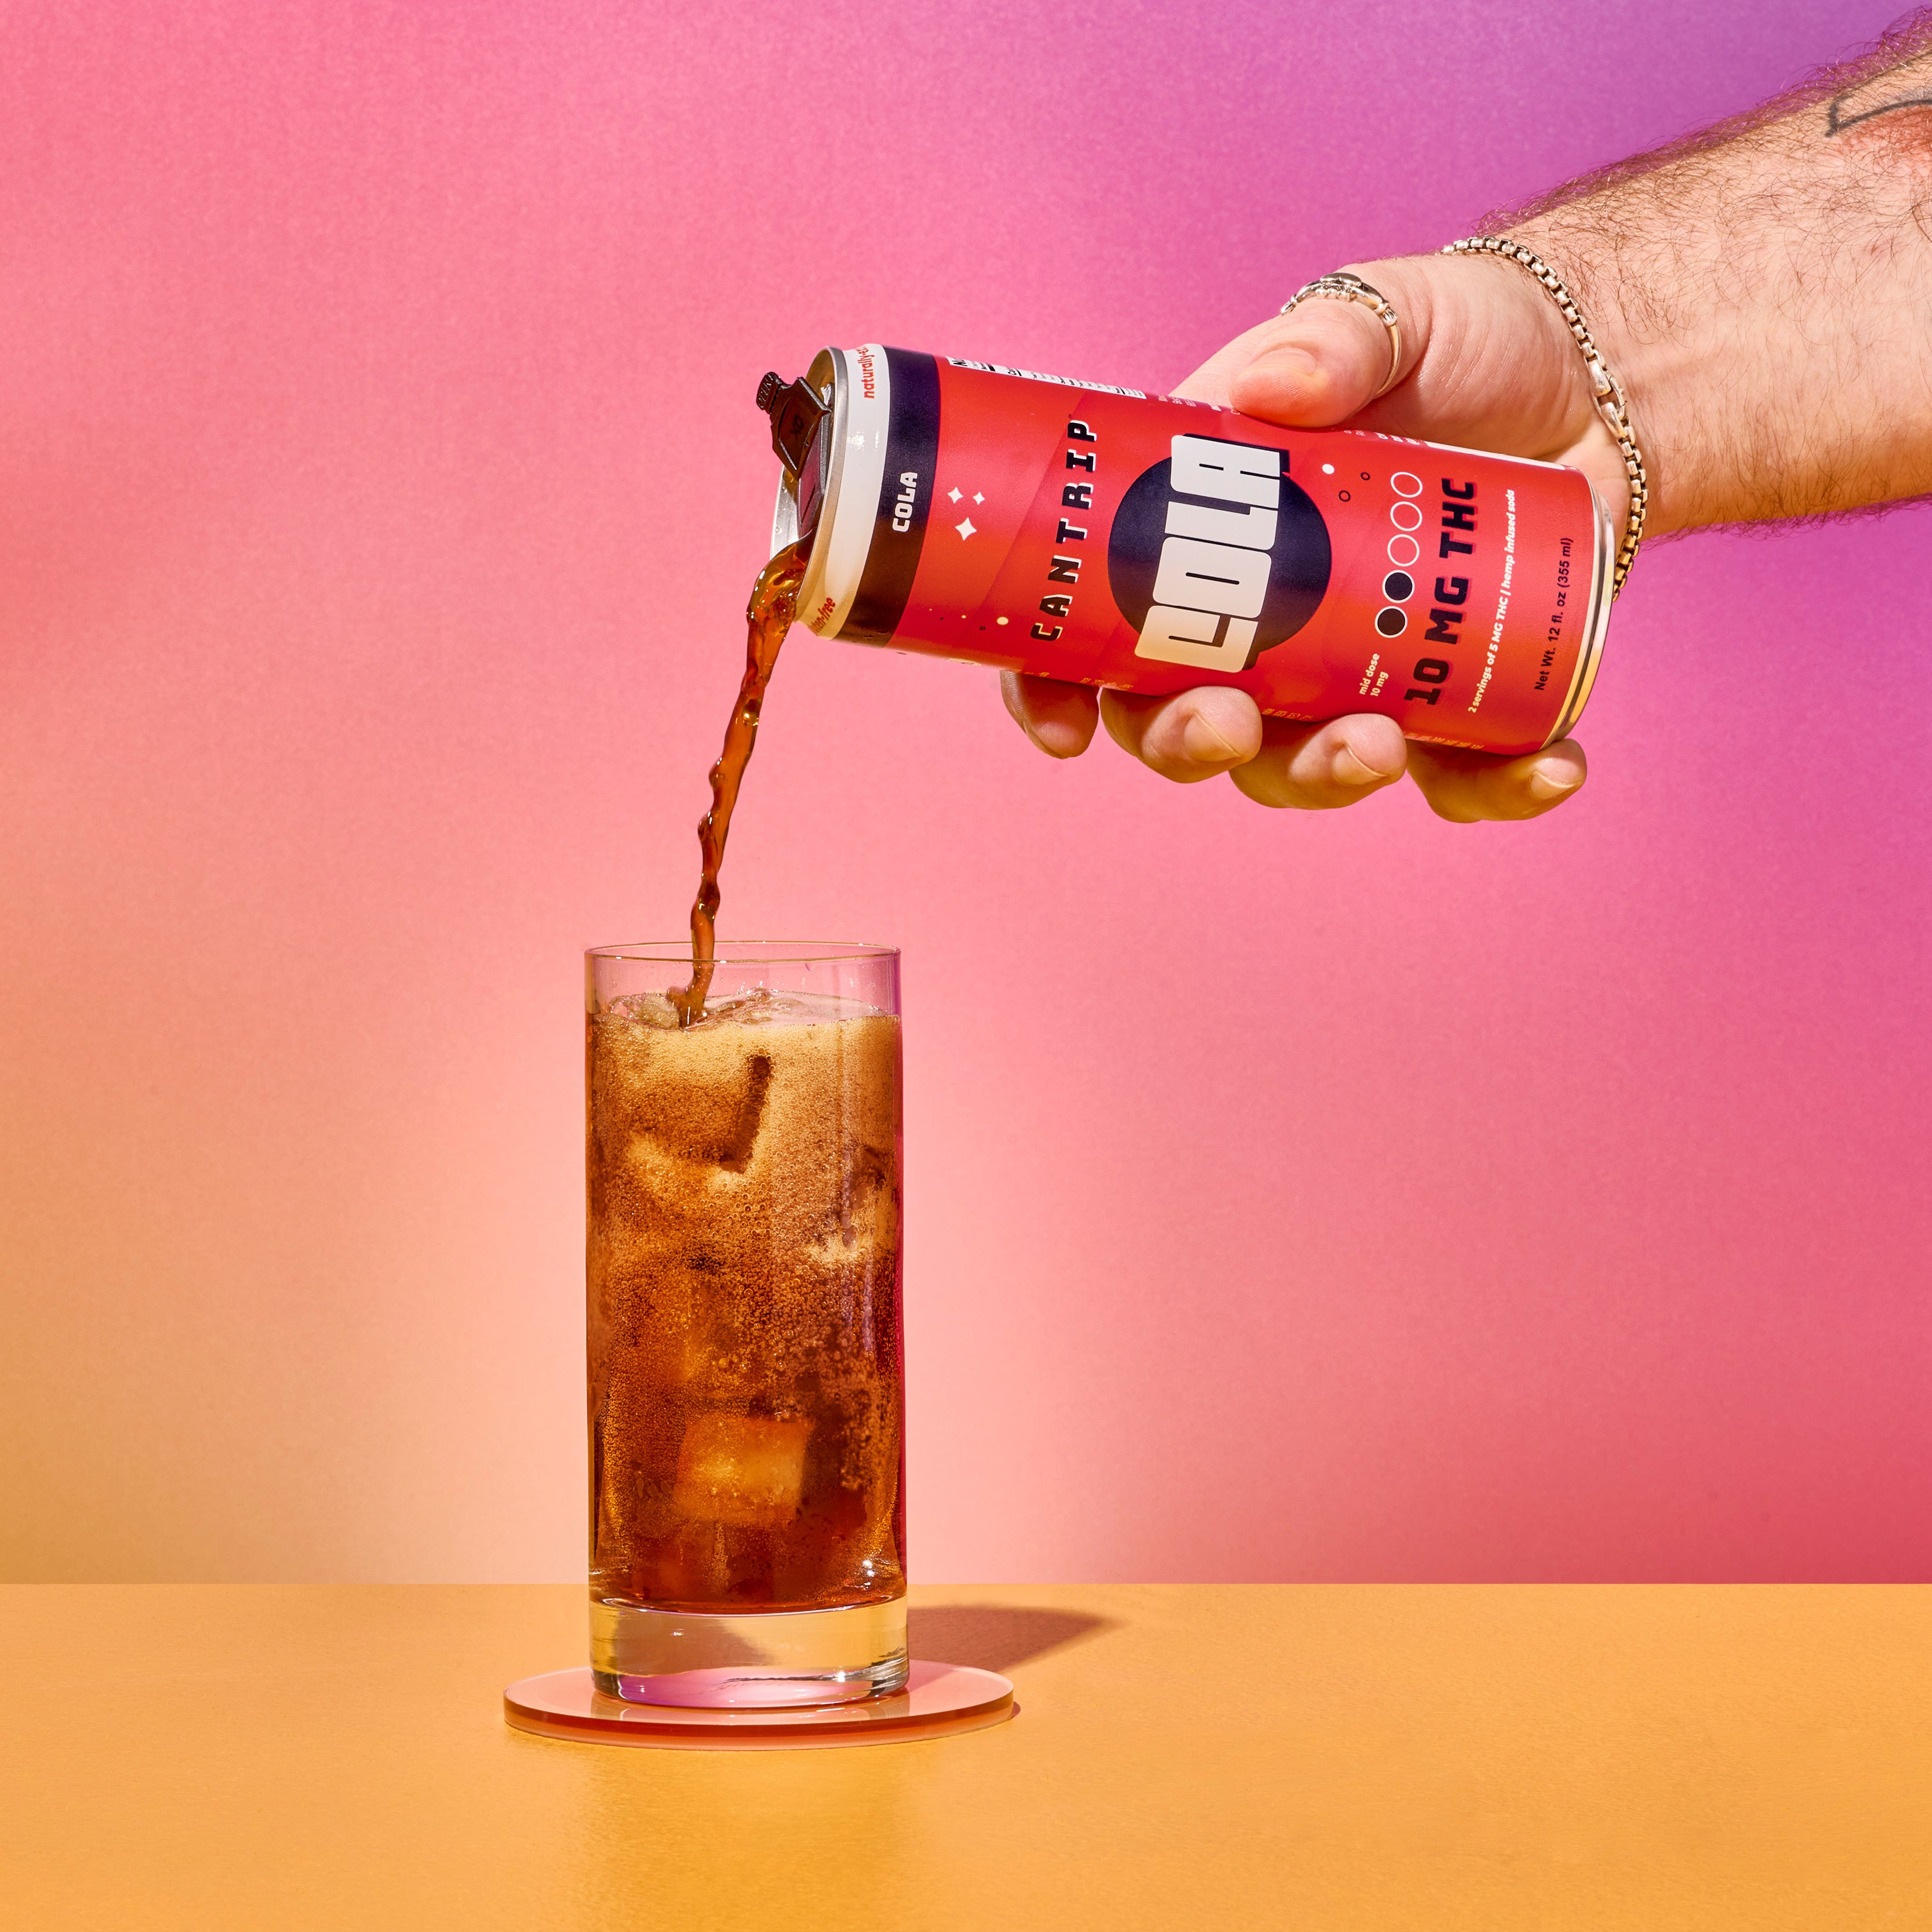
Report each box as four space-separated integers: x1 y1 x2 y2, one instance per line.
1527 760 1582 802
1251 345 1321 379
1180 713 1241 766
1333 743 1387 787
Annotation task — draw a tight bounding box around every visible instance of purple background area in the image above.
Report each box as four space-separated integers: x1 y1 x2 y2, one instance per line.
2 0 1928 1582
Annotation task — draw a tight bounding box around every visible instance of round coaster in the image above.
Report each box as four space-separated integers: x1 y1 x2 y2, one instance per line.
504 1660 1015 1751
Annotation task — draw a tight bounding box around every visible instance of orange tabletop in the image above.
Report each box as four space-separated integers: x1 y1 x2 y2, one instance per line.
6 1583 1931 1928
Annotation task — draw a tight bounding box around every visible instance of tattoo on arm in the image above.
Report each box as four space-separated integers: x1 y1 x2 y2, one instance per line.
1484 9 1932 226
1827 59 1932 136
1476 10 1932 533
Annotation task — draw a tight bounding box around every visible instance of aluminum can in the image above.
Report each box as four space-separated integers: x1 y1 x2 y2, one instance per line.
764 345 1613 754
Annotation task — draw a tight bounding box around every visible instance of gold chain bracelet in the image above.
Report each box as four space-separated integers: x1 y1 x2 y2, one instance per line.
1441 235 1649 598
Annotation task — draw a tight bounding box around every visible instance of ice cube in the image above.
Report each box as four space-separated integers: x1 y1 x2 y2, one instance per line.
617 1045 774 1179
598 991 681 1028
673 1414 810 1529
806 1149 899 1270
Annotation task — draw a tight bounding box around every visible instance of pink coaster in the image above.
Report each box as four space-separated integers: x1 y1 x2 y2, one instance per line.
503 1660 1016 1751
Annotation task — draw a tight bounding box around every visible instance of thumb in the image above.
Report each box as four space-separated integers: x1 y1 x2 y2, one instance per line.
1226 261 1433 426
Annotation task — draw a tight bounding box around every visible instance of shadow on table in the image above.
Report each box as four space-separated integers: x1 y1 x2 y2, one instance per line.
909 1603 1117 1672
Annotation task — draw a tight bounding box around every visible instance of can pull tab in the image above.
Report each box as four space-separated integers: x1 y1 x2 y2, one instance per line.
756 372 828 476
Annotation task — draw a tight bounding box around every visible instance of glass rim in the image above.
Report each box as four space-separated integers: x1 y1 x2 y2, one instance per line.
586 939 900 965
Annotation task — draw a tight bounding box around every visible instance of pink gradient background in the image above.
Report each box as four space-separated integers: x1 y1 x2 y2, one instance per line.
3 1 1928 1584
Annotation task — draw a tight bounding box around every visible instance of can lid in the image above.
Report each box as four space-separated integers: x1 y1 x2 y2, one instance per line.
757 372 829 477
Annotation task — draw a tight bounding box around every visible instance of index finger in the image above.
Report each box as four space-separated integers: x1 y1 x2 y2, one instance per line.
1406 738 1589 821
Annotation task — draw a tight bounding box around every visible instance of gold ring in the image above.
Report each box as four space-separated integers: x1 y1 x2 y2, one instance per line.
1279 272 1403 397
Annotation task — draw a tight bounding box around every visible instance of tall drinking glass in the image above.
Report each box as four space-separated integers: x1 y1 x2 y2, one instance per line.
585 941 906 1707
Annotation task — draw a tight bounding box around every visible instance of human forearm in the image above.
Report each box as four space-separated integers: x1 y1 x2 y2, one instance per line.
999 16 1932 820
1510 20 1932 535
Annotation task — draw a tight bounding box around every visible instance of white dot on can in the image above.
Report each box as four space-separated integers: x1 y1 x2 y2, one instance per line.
1387 534 1421 567
1321 463 1336 475
1392 471 1424 497
996 616 1009 625
1389 500 1423 532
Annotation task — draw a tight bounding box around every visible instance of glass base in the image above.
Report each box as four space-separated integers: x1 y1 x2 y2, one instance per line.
590 1593 908 1708
510 1661 1015 1748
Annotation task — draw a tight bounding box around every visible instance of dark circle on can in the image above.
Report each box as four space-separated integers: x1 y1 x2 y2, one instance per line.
1337 490 1351 501
1360 471 1371 481
1374 606 1407 638
1107 454 1331 656
1382 571 1414 602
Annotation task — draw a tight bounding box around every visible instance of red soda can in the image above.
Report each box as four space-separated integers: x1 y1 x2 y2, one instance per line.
760 345 1613 754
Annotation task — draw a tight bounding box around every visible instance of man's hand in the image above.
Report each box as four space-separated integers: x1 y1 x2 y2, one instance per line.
1002 250 1615 821
1006 19 1932 820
